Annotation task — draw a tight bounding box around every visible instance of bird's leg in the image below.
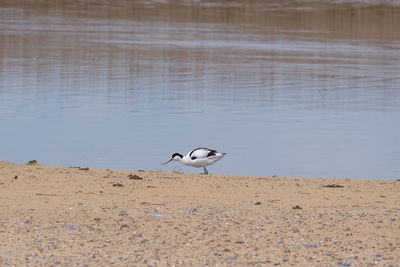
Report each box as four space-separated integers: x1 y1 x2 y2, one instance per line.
203 167 209 175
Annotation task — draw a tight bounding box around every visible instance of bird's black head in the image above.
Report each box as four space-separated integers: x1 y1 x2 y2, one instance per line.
162 153 183 165
171 153 183 159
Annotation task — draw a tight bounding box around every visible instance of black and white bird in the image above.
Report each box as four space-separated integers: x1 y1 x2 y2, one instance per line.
162 147 226 174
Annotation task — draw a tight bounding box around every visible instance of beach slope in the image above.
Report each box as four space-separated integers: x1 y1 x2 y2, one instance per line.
0 162 399 265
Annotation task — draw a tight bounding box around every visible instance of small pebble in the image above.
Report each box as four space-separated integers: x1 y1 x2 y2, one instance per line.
224 256 237 261
65 225 80 230
180 208 197 214
119 211 128 217
128 174 143 180
306 244 317 248
26 254 36 260
133 234 143 240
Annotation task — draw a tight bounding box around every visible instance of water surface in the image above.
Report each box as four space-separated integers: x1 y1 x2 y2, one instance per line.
1 0 399 179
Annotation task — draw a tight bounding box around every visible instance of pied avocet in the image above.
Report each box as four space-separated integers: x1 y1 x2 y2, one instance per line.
162 147 226 174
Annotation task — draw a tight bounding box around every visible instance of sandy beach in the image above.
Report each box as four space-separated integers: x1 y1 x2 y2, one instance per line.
0 161 399 266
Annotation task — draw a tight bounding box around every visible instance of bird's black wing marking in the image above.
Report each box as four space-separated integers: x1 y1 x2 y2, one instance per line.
191 156 197 160
207 150 217 157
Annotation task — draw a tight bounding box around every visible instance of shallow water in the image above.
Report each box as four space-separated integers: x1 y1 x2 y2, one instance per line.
1 0 399 179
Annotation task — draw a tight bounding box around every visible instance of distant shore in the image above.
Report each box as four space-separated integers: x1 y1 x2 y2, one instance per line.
0 161 399 265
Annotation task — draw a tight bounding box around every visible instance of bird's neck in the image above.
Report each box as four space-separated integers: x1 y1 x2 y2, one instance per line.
179 156 190 164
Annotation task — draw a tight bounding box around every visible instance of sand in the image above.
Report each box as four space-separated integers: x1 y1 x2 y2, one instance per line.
0 161 399 266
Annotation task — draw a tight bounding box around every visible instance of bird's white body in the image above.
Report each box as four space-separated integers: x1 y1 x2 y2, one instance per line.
180 148 225 167
163 148 226 174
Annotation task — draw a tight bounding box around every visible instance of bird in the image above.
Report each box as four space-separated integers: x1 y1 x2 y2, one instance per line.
162 147 226 174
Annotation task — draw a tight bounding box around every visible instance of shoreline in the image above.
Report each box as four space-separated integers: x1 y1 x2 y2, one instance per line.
0 161 399 265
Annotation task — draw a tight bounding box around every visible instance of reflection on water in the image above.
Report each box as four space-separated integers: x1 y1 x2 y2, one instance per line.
0 0 399 179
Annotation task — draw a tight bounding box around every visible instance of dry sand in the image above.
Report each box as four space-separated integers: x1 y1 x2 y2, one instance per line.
0 161 399 266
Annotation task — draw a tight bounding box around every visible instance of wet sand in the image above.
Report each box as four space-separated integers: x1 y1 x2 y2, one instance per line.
0 161 399 265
